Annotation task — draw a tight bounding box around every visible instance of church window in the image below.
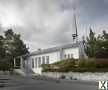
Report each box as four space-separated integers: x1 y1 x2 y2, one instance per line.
38 57 41 66
35 57 37 68
42 56 45 64
46 56 49 64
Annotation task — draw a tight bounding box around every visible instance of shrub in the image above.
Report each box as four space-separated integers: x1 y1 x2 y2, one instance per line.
41 64 51 72
53 59 76 72
42 58 108 72
78 59 85 67
78 59 96 68
95 59 108 68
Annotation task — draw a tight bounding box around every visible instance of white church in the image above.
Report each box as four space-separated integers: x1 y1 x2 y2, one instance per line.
14 41 86 75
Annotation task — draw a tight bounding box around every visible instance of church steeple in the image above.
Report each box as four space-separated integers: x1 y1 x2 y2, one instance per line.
72 9 78 43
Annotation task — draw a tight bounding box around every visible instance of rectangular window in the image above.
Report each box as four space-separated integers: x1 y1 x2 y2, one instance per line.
68 54 70 59
38 57 41 67
15 58 21 69
46 56 49 64
64 54 66 59
35 57 37 68
71 54 73 58
42 56 45 64
32 58 34 68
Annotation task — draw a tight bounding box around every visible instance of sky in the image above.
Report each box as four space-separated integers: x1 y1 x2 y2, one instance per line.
0 0 108 52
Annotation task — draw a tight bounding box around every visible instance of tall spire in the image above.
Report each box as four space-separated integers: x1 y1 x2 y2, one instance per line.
74 12 78 38
72 8 78 43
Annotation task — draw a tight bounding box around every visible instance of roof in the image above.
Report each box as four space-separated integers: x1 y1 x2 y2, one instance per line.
29 42 81 56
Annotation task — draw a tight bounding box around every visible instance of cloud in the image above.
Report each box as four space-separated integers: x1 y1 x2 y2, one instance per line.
0 0 108 51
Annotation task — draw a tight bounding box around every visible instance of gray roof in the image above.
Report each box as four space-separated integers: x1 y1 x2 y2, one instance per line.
29 42 81 56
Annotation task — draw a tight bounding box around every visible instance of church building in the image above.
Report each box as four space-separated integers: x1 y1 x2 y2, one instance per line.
14 41 86 75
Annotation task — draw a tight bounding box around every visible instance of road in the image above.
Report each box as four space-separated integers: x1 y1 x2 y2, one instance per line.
0 75 98 90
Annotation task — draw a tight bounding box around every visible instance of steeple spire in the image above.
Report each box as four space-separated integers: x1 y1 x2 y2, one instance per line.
72 8 78 43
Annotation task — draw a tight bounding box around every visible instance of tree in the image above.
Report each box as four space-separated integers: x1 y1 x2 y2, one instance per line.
0 35 5 58
12 33 29 57
85 28 108 58
95 30 108 58
103 30 108 39
0 35 8 71
4 29 29 69
0 28 29 70
85 28 97 58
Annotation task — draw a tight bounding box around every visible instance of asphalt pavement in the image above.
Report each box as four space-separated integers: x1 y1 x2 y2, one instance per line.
0 74 98 90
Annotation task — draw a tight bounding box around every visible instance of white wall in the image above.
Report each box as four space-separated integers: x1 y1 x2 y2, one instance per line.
26 47 79 74
32 51 60 64
64 47 79 59
42 72 108 82
28 51 60 74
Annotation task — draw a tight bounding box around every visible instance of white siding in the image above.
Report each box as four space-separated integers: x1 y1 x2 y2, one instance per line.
28 51 60 74
32 51 60 64
26 47 79 74
64 47 79 59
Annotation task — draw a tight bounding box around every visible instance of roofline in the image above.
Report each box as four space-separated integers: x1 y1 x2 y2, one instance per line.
29 42 82 56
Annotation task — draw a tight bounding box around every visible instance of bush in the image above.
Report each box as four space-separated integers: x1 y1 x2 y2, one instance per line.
78 59 85 67
78 59 96 68
53 59 76 72
42 58 108 72
42 59 77 72
41 64 51 72
54 59 75 67
95 59 108 68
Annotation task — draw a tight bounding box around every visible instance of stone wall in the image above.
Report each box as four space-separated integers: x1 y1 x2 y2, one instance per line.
42 72 108 81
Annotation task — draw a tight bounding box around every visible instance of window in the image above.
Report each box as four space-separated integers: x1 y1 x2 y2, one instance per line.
32 58 34 68
71 54 73 58
35 57 37 68
42 56 45 64
68 54 70 58
46 56 49 64
38 57 41 67
15 58 21 69
64 54 66 58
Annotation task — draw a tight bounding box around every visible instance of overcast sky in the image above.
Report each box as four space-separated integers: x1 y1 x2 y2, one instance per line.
0 0 108 52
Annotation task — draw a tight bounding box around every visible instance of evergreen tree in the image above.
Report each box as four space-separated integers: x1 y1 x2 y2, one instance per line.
95 30 108 58
85 28 108 58
85 28 97 58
